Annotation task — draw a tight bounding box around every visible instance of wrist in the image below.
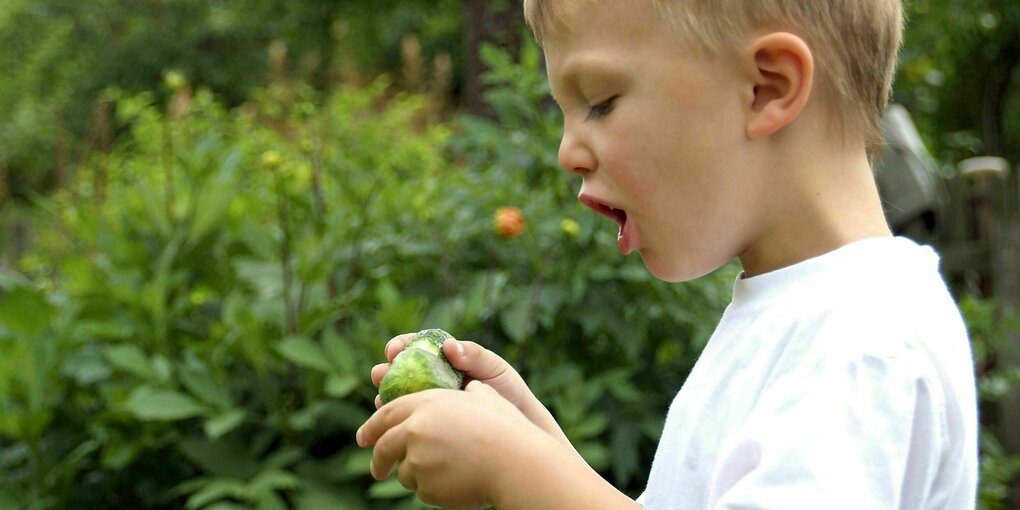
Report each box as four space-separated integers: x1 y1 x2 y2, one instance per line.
519 394 571 443
490 426 638 510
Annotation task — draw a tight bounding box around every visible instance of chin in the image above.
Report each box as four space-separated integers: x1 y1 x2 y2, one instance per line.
641 251 720 283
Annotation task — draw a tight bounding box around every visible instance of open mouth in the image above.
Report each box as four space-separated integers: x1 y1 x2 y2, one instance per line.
579 194 627 229
579 193 636 254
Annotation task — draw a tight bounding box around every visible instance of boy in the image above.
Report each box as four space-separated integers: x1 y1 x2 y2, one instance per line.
356 0 979 508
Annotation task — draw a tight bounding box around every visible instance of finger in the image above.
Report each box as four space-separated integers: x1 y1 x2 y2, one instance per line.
357 394 421 447
385 334 415 362
396 459 419 492
371 363 389 387
370 425 409 480
375 394 383 410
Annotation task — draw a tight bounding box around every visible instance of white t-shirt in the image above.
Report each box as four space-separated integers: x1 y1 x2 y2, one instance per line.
637 237 978 510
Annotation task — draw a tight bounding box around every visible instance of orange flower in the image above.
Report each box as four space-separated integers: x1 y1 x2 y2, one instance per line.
494 206 525 238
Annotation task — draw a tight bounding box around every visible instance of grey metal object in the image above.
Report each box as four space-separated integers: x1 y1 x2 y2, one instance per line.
874 104 946 231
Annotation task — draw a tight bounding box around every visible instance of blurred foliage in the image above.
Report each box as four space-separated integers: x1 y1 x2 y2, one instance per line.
0 0 462 199
962 296 1020 510
0 42 733 508
897 0 1020 167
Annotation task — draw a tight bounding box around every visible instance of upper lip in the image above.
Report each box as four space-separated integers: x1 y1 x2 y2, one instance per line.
578 193 627 226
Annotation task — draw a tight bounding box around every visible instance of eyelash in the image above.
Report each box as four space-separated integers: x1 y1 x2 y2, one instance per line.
585 95 618 121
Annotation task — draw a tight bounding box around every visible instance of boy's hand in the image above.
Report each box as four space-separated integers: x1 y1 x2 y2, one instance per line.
357 382 641 510
370 334 574 451
356 381 549 509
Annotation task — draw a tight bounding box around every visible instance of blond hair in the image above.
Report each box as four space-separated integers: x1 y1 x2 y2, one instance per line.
524 0 904 162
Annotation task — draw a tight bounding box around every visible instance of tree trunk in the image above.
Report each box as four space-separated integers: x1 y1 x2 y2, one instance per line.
462 0 524 118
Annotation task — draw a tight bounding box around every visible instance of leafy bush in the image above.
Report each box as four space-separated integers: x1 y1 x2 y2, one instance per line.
0 40 732 508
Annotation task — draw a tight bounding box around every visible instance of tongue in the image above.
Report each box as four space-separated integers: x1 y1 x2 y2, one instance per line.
617 221 636 255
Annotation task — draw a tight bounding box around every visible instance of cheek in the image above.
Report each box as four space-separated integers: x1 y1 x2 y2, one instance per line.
595 125 648 198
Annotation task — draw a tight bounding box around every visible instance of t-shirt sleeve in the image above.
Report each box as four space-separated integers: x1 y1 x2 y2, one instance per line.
708 349 946 510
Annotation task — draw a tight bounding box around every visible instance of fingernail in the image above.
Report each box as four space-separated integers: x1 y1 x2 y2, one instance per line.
385 339 396 354
454 340 465 357
356 427 364 447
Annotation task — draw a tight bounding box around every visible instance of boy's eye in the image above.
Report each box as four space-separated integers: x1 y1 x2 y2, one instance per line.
585 95 618 121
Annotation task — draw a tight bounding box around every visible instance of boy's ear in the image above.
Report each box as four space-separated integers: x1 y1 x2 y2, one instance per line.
741 32 814 139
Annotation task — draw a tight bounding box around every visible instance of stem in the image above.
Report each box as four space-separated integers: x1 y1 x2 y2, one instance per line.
307 121 336 309
522 242 561 358
483 256 495 335
162 118 176 224
309 133 326 229
94 100 111 206
274 166 301 445
275 173 296 335
338 181 381 298
27 437 46 500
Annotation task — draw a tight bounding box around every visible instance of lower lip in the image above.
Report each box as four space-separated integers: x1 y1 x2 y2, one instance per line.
617 220 637 255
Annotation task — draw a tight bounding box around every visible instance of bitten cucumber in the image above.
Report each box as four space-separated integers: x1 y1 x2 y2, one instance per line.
378 329 465 404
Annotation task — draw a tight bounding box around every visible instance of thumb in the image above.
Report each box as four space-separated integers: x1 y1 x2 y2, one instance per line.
442 339 514 383
443 339 531 407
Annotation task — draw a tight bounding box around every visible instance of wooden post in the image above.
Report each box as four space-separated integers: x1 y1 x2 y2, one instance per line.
962 157 1020 504
992 162 1020 489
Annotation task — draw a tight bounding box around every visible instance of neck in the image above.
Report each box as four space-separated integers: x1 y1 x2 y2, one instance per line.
738 142 893 278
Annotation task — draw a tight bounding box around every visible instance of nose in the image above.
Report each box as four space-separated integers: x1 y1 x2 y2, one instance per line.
557 125 596 175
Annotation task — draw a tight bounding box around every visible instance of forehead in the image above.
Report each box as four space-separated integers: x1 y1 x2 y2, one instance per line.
541 2 679 84
541 1 669 59
538 0 663 45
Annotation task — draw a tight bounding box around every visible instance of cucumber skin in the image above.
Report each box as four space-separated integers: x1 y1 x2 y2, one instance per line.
378 329 464 404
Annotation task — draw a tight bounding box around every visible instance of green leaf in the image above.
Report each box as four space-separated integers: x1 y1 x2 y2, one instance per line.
60 347 111 385
500 288 532 344
324 373 358 399
288 401 328 431
423 299 456 333
368 478 412 499
611 423 641 488
125 386 206 421
204 409 246 439
100 437 142 470
320 401 371 432
569 414 609 440
151 354 175 385
188 148 241 247
294 486 367 510
576 441 611 470
262 447 304 471
321 329 354 373
340 449 373 478
179 438 259 479
181 364 233 409
275 336 332 372
462 271 507 323
204 502 251 510
0 286 54 336
103 344 154 381
185 478 247 509
0 489 22 510
254 491 287 510
249 469 299 493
